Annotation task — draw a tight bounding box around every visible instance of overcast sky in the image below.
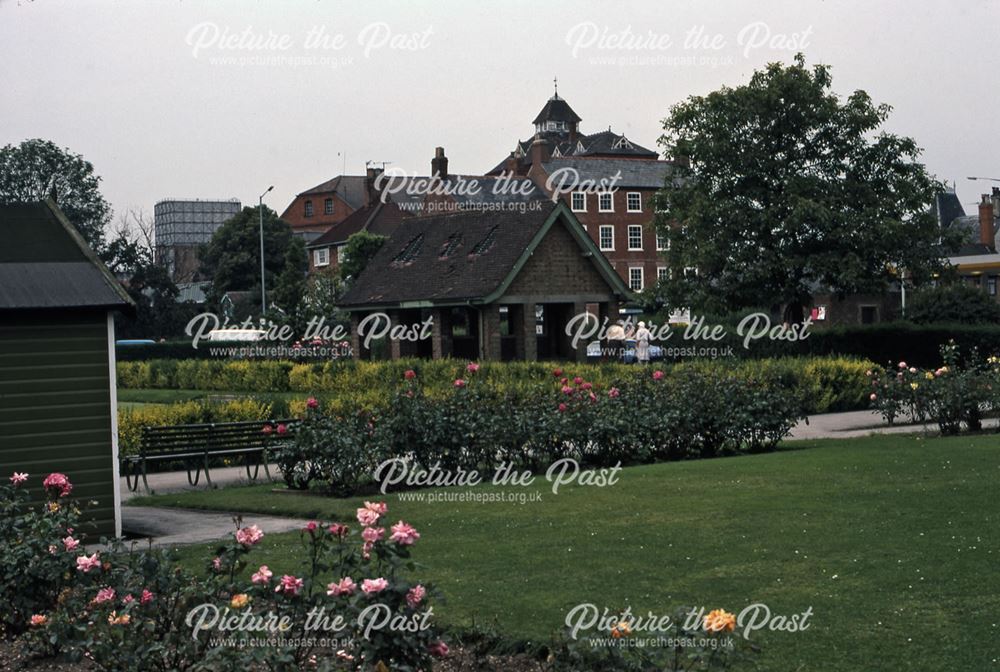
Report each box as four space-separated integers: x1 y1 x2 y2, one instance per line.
2 0 998 225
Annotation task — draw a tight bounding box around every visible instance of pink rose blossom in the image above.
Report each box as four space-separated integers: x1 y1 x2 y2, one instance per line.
262 424 274 435
589 392 597 403
48 545 57 555
573 376 583 385
362 541 373 559
42 473 72 497
365 501 388 514
93 587 115 604
9 472 28 486
558 403 567 413
580 382 593 390
361 578 388 594
608 387 620 398
275 575 303 596
251 566 273 585
327 523 348 538
552 368 563 377
466 362 480 373
212 557 222 571
235 525 264 546
390 521 420 546
63 536 80 552
561 386 574 395
428 641 449 658
140 589 154 605
276 423 288 435
76 553 101 573
652 370 665 381
404 369 416 380
122 594 134 605
306 397 319 409
357 508 380 527
453 378 466 388
304 521 319 534
326 577 357 596
361 526 385 543
406 584 426 607
870 393 877 401
898 361 907 369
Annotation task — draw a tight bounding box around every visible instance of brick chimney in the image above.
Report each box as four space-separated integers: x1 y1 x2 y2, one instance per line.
979 193 994 250
431 147 448 180
365 167 383 207
530 134 551 166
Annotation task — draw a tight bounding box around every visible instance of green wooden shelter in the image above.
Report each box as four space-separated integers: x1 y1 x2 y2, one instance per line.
0 200 133 537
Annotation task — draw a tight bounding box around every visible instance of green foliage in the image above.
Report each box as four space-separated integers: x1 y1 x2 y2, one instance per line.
654 54 952 319
117 398 274 456
0 138 111 251
906 283 1000 325
338 230 386 282
199 205 298 308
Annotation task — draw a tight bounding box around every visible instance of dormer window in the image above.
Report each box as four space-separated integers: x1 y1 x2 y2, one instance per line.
613 136 634 150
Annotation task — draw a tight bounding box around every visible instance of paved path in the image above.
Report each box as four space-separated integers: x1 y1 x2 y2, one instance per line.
122 506 305 547
788 409 1000 440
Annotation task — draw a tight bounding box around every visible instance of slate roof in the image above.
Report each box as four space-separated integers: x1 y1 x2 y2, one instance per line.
545 157 678 189
308 201 409 248
339 202 628 308
532 95 582 124
0 201 134 311
298 175 368 209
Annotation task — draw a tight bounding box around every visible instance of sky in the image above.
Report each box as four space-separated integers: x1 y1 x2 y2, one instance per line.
1 0 998 226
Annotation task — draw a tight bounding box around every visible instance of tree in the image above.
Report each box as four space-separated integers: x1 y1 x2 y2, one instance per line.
338 231 386 283
654 54 954 322
200 205 297 308
906 284 1000 325
271 237 309 333
0 138 112 251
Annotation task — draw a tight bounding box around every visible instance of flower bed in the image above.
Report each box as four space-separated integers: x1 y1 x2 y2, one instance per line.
271 364 806 493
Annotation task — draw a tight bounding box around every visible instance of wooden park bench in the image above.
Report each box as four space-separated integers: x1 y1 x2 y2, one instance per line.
121 419 296 493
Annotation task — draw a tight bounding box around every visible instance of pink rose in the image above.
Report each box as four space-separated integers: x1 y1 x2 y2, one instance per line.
252 565 273 585
93 587 115 604
326 577 357 596
558 403 567 413
140 589 155 605
262 424 273 435
390 521 420 546
561 386 574 395
361 526 385 543
466 362 480 373
306 397 319 409
608 387 620 398
870 393 877 401
428 641 449 658
304 521 319 534
63 536 80 552
276 423 288 435
580 382 593 390
357 508 381 527
235 525 264 546
404 369 416 380
589 392 597 403
453 379 466 388
9 472 28 486
365 501 388 514
275 575 303 596
552 368 563 377
327 523 349 538
898 361 907 369
652 370 665 381
573 376 583 385
212 557 222 571
361 578 388 594
122 594 134 605
406 584 426 607
42 473 72 497
76 553 101 573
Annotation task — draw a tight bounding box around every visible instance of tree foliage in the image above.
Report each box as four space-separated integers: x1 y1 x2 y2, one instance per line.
199 205 298 308
906 283 1000 325
0 138 112 251
653 55 953 321
338 231 386 283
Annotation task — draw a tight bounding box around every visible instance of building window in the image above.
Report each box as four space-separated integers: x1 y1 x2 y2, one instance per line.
627 225 643 251
655 232 668 251
628 267 644 291
313 248 329 267
627 192 641 212
683 267 698 277
599 225 614 251
860 305 878 324
990 276 998 296
598 192 614 212
304 200 314 217
571 192 586 212
324 198 334 215
657 266 668 282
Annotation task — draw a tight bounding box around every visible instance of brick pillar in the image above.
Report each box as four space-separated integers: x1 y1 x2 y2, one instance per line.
522 302 537 361
431 309 453 359
388 310 402 360
482 305 503 361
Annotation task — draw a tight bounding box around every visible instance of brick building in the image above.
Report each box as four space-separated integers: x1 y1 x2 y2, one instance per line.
488 88 678 293
280 175 370 235
339 201 632 361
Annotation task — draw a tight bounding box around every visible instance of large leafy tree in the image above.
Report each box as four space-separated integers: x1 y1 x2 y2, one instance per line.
200 205 299 308
338 231 386 283
0 138 112 251
654 55 952 322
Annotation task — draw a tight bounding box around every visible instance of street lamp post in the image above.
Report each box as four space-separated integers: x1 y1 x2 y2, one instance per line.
259 185 274 315
967 176 1000 183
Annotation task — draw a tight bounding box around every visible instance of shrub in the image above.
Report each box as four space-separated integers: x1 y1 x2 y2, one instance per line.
906 284 1000 325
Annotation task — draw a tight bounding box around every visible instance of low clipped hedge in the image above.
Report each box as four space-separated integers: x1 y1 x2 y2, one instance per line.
116 356 873 415
117 398 273 457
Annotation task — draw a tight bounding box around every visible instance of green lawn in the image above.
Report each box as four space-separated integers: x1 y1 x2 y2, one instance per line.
129 435 1000 671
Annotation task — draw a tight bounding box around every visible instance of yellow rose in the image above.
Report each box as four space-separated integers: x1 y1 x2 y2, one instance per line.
704 609 736 633
924 372 934 380
230 593 250 609
910 382 919 390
